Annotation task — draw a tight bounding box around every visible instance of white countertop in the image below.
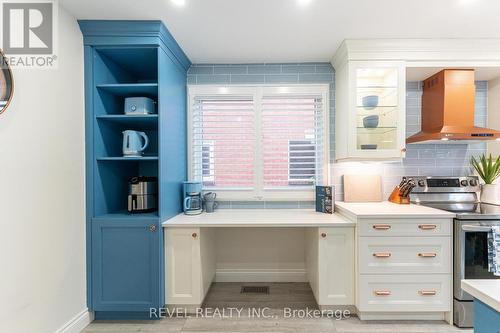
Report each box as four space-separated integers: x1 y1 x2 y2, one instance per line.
162 209 355 228
335 201 456 219
461 280 500 312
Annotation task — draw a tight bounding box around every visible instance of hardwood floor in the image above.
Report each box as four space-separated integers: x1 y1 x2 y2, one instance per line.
81 282 472 333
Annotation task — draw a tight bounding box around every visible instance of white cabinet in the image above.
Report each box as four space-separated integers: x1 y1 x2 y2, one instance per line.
165 228 215 308
354 218 452 320
358 274 451 312
306 227 355 308
333 59 406 160
358 236 451 274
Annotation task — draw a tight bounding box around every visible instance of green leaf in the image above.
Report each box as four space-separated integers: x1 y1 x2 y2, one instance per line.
471 153 500 184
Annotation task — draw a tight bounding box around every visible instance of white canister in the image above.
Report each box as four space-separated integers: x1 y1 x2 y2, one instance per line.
480 184 500 205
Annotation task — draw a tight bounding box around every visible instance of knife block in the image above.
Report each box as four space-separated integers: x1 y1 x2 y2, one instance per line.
388 186 411 204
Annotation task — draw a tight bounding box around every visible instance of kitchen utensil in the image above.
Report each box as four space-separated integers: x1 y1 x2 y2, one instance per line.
363 115 379 128
362 95 379 110
203 192 217 213
124 97 156 115
360 144 377 150
343 174 382 202
122 130 149 157
127 176 157 213
389 177 415 204
183 181 203 215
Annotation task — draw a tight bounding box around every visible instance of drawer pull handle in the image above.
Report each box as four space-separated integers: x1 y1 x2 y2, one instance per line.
419 224 437 230
418 252 437 258
374 290 391 296
373 224 391 230
373 252 392 258
419 290 437 296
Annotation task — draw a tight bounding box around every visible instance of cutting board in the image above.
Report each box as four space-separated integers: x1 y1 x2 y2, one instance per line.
343 174 383 202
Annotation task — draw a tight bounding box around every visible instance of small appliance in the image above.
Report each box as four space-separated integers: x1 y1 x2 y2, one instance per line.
124 97 156 115
183 181 202 215
408 175 500 328
127 176 157 213
122 130 149 157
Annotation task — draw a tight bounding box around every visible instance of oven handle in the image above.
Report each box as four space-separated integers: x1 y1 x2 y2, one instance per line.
461 225 492 232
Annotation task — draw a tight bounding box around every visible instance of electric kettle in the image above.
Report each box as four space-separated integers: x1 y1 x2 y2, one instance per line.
122 130 149 157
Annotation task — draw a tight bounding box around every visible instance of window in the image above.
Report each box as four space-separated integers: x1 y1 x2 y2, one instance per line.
288 140 315 186
201 141 215 186
188 85 329 200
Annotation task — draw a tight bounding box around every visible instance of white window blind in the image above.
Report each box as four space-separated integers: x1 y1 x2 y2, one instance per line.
191 96 255 188
188 85 329 200
262 96 324 189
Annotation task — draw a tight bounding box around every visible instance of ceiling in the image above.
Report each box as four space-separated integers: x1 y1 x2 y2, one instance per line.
60 0 500 64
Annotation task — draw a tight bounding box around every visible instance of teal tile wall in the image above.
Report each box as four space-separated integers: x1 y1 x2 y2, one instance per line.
188 64 488 206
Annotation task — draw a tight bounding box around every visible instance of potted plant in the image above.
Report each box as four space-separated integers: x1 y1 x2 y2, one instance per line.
471 154 500 205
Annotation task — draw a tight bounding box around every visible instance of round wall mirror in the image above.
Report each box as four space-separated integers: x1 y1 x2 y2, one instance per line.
0 51 13 115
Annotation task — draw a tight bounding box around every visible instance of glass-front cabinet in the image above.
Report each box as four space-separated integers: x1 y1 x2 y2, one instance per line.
335 60 406 160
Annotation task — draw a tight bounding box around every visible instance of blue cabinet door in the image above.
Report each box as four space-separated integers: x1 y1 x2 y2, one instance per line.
92 218 161 312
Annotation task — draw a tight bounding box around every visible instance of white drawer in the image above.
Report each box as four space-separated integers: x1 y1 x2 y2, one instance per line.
358 218 451 237
359 236 451 274
358 274 451 312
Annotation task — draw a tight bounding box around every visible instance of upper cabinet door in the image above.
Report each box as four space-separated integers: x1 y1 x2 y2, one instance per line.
335 61 406 160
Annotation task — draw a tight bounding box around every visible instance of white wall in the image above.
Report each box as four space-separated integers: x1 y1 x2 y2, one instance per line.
215 228 306 282
0 6 87 333
488 77 500 157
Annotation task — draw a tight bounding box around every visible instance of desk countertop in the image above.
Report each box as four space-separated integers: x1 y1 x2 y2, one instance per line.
335 201 456 219
162 209 355 228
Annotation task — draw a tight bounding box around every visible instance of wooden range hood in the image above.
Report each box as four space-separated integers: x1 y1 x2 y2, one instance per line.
406 69 500 143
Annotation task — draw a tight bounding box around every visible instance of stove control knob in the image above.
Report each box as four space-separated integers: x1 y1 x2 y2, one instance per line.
418 179 425 187
469 179 478 186
460 180 468 187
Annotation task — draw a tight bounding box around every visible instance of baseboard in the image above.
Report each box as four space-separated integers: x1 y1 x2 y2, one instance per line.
215 268 307 282
54 309 93 333
358 311 446 321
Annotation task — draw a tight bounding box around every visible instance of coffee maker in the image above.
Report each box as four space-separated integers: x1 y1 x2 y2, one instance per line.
128 176 157 213
183 181 202 215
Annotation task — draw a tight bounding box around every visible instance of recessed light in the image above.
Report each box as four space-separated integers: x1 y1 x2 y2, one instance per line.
297 0 313 7
171 0 186 7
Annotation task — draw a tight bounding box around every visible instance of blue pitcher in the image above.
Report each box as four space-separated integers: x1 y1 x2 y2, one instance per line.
122 130 149 157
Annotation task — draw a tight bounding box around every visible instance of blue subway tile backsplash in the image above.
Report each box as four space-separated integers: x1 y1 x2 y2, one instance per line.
188 63 488 206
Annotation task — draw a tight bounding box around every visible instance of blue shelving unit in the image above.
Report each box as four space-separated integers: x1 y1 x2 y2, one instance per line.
79 20 190 319
96 83 159 97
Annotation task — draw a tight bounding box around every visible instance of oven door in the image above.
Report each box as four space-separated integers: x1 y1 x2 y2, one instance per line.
454 219 500 300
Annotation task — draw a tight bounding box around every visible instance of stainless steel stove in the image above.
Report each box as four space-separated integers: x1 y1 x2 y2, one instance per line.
408 176 500 328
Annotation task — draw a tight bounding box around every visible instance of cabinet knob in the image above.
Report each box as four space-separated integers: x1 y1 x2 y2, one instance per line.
149 225 157 232
418 290 437 296
374 290 391 296
321 233 327 238
418 224 437 230
192 232 198 239
401 148 407 153
372 224 391 230
418 252 437 258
